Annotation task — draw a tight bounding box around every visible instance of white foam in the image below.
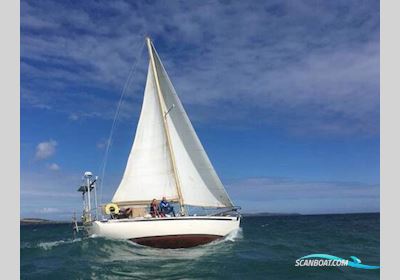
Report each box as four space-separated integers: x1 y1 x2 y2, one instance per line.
37 238 81 250
224 227 243 242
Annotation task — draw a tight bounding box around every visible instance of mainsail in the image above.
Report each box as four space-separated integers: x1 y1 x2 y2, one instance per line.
112 38 233 209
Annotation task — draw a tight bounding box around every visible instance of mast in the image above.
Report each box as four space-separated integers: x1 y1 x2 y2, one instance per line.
145 37 186 215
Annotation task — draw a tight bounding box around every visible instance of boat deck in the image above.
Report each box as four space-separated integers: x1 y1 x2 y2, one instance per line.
100 215 240 223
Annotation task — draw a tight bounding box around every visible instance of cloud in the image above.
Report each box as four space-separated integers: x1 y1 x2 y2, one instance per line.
226 177 379 214
21 190 76 198
20 169 118 220
68 113 79 121
35 140 57 160
20 171 84 219
96 138 111 150
36 207 62 214
20 0 379 136
47 163 60 171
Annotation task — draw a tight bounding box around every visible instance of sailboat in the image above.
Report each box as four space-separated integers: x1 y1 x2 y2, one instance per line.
76 37 240 249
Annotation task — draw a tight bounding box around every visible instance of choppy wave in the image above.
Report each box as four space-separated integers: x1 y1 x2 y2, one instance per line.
21 214 380 280
21 238 82 250
21 227 243 263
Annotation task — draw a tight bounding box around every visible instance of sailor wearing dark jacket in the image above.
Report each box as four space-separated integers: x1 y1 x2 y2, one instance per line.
159 196 176 217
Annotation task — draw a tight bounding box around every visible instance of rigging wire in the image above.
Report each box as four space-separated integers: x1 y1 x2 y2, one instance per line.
98 40 146 209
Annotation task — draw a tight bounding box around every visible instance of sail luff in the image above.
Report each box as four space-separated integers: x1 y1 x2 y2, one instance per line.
146 38 186 215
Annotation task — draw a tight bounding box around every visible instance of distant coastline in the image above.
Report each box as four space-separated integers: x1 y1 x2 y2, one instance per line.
242 212 379 217
20 218 71 225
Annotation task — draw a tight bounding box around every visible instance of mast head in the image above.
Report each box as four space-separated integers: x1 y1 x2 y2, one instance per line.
84 171 93 178
145 36 152 45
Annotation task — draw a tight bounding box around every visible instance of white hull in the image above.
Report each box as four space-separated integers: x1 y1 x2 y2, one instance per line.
86 216 240 248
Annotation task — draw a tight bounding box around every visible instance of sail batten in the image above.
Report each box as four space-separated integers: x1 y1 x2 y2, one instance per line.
112 38 233 208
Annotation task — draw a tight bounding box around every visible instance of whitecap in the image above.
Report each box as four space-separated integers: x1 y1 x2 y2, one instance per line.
37 238 82 250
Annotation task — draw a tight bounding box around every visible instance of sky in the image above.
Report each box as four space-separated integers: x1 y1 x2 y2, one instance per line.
21 0 380 220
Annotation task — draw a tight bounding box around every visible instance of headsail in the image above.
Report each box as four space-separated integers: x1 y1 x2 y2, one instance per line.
113 38 233 208
112 63 178 203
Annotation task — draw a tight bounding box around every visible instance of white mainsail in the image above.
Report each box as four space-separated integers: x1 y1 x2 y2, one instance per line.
113 39 233 209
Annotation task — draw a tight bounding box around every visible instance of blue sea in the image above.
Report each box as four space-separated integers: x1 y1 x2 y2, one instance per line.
20 213 379 279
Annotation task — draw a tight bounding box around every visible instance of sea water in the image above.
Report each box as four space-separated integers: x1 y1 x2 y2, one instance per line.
20 213 379 279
